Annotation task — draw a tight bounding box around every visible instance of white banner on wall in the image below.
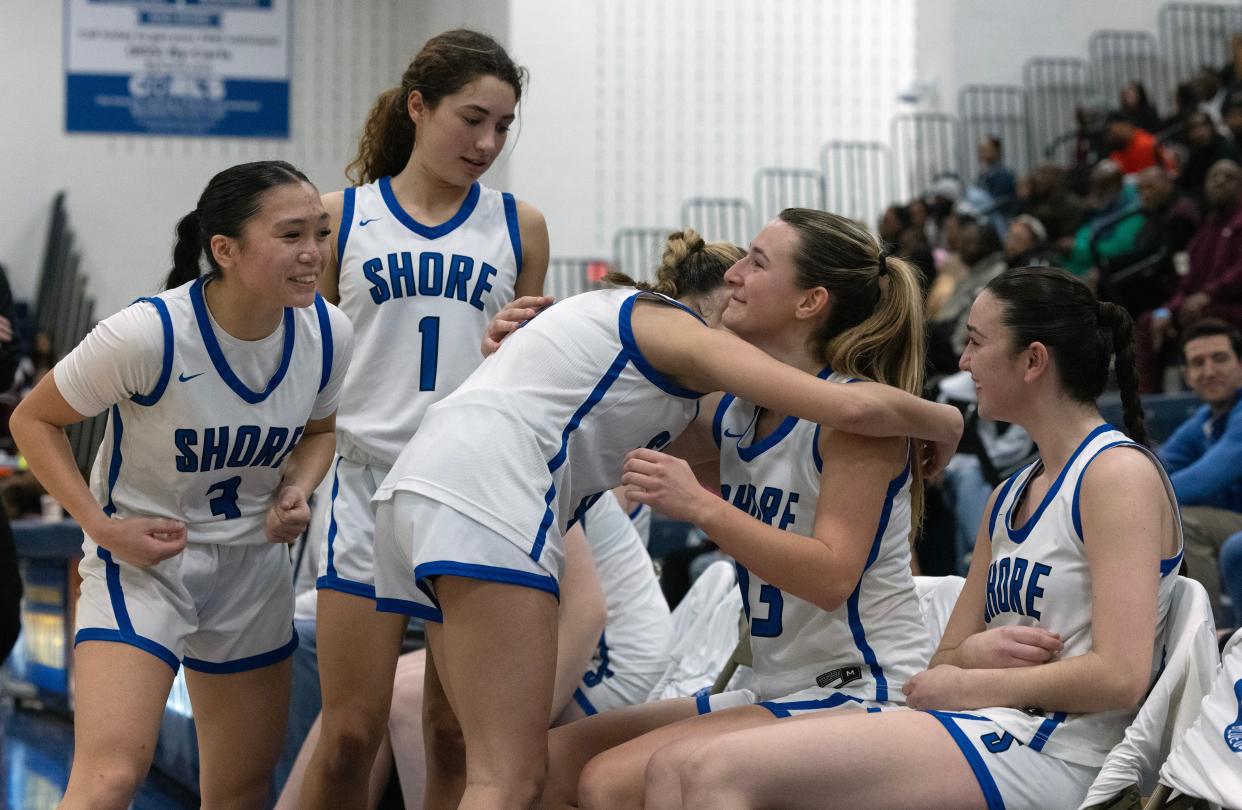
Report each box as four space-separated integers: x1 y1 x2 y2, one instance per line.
64 0 291 138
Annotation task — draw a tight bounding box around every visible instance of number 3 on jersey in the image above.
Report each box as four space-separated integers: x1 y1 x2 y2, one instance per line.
418 316 439 391
207 476 242 519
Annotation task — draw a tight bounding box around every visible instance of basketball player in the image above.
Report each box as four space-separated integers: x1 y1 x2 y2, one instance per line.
10 161 353 810
542 210 935 806
368 227 964 807
299 29 549 809
665 267 1184 810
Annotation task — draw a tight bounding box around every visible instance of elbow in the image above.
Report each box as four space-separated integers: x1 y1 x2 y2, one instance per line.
9 403 33 456
808 585 851 615
835 397 872 436
1100 665 1150 711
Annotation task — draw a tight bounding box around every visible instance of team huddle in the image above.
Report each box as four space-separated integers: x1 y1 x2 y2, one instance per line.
11 28 1200 810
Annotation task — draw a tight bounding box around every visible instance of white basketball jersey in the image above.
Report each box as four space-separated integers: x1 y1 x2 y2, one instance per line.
579 493 672 677
334 177 521 467
90 277 338 546
376 288 703 574
982 425 1182 767
713 372 931 703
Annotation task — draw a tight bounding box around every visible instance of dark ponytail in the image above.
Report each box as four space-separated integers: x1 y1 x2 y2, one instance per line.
1098 301 1148 446
986 266 1149 446
164 160 312 291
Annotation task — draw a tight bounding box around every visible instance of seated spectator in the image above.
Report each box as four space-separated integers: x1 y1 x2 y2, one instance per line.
1220 530 1242 627
1178 110 1240 204
1106 110 1175 175
1098 166 1201 316
1157 319 1242 622
1219 32 1242 90
1022 163 1087 247
1120 80 1163 134
1141 159 1242 391
1002 214 1053 268
1224 98 1242 144
926 217 1005 376
1064 159 1142 279
975 134 1016 206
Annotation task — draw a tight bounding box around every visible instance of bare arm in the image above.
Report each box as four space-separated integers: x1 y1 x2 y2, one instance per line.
264 413 337 544
319 190 345 305
550 524 607 721
513 200 549 299
11 372 186 566
624 429 904 613
907 448 1168 713
632 303 962 444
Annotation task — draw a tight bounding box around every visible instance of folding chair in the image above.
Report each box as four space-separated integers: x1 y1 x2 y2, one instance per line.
1141 628 1242 810
1077 577 1219 809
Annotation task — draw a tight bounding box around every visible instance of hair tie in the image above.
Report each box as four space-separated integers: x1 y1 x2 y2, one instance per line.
877 249 892 277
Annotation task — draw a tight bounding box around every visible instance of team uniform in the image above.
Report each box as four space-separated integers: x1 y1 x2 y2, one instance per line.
572 492 674 716
698 372 932 718
926 425 1184 810
317 177 522 600
59 277 353 672
373 288 704 620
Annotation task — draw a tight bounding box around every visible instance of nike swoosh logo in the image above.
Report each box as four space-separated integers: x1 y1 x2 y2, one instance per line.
723 429 746 439
358 218 380 226
178 372 205 383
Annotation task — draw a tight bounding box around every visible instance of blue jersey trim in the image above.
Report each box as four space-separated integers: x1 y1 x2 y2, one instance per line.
812 423 825 473
927 712 1006 810
1004 424 1114 544
414 560 560 604
988 470 1020 541
324 456 344 579
502 192 523 275
314 293 333 393
617 292 706 399
183 628 299 673
845 462 910 702
103 405 124 516
375 596 443 622
694 686 713 715
531 348 629 562
379 176 480 239
735 367 833 462
759 691 862 718
336 186 356 268
1071 439 1131 541
190 276 295 404
627 503 645 521
572 687 599 717
129 297 174 406
712 394 735 448
316 575 377 601
1160 548 1184 577
75 628 181 673
1027 710 1068 752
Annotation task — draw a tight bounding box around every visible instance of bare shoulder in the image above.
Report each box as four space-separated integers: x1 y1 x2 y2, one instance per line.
515 198 546 229
1081 443 1164 495
321 190 346 224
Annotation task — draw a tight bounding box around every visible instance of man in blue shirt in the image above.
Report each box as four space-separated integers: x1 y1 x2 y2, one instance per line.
1159 318 1242 621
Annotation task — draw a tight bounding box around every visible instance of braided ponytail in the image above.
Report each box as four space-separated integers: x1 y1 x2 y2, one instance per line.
1098 301 1149 446
165 210 206 289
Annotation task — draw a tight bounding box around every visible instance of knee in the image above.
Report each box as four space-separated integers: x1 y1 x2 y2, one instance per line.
644 739 697 797
423 700 464 767
578 753 630 809
319 710 388 771
66 757 149 810
678 745 746 808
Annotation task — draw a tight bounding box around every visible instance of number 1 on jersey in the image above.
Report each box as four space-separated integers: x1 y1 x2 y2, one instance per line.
419 316 440 391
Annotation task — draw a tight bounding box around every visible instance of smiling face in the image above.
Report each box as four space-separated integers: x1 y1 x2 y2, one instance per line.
213 181 329 309
720 219 815 343
409 74 517 186
1184 333 1242 409
959 290 1029 422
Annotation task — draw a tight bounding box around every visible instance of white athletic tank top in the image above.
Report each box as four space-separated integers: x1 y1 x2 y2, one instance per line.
90 277 338 546
713 370 931 703
333 178 521 467
375 288 703 572
982 424 1183 767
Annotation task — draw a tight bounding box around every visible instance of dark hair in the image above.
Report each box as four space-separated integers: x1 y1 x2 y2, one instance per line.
347 29 526 185
604 229 743 299
986 266 1147 445
1181 317 1242 361
165 160 312 290
983 134 1002 155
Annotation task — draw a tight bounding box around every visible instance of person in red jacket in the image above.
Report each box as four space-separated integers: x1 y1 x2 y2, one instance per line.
1106 111 1175 176
1140 159 1242 390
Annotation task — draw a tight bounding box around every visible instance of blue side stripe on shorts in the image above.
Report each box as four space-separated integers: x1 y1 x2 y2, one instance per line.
694 686 712 715
573 687 598 717
928 711 1006 810
531 348 629 562
324 457 344 579
1027 711 1067 752
97 547 134 635
759 691 862 719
